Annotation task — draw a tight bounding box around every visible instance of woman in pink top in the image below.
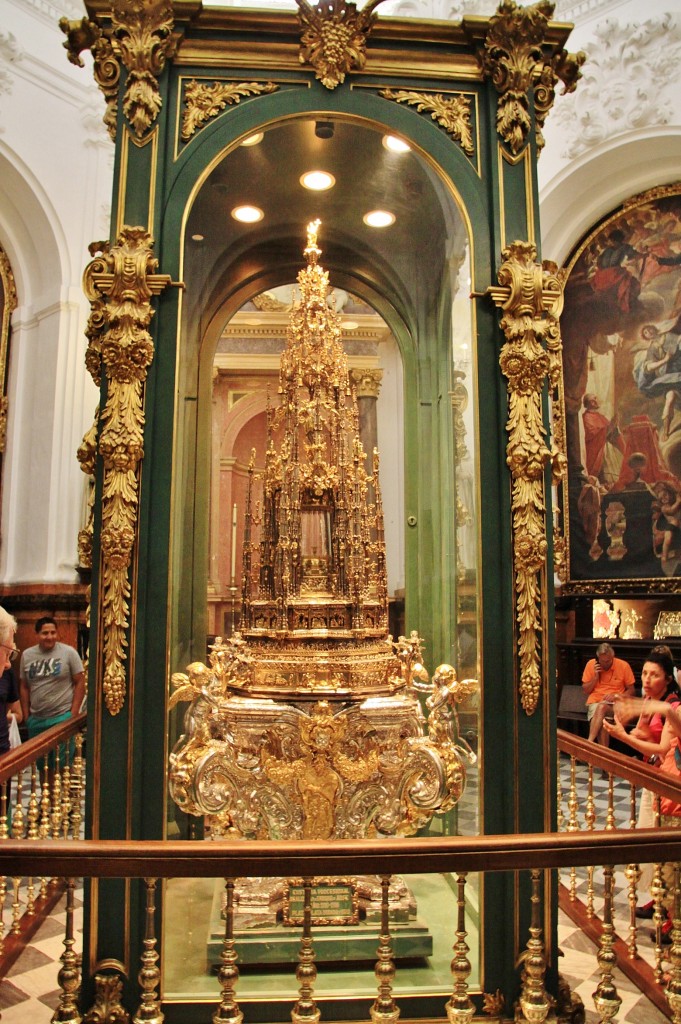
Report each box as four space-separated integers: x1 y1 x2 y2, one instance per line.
604 646 680 921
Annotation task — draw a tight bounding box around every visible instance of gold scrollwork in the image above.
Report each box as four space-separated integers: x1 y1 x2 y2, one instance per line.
60 17 121 141
479 0 552 155
488 240 565 715
296 0 386 89
83 228 171 715
181 80 279 141
83 972 130 1024
380 89 474 156
533 47 585 154
112 0 176 138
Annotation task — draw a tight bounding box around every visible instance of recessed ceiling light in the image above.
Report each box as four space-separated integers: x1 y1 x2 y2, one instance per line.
191 233 204 241
300 170 335 192
363 210 395 228
342 320 359 330
231 205 264 223
241 132 264 147
383 135 411 154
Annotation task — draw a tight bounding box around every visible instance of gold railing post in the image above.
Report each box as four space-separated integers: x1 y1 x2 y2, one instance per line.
567 757 579 901
370 873 400 1024
516 868 552 1024
624 862 640 959
292 877 320 1024
132 878 163 1024
0 780 8 838
11 768 24 838
667 864 681 1024
592 864 621 1024
53 877 83 1023
71 733 85 839
213 878 243 1024
446 872 474 1024
651 866 667 984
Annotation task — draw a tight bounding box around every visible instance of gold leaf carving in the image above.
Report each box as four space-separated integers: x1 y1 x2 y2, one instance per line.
60 17 121 141
479 0 552 155
112 0 176 138
380 89 474 156
181 80 279 141
488 241 565 715
0 246 17 457
296 0 386 89
533 47 585 154
83 228 171 715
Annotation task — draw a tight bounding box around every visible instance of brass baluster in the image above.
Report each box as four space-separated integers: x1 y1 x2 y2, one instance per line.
446 872 474 1024
0 780 8 838
25 764 41 916
592 864 621 1024
605 774 615 832
556 755 564 832
39 761 51 837
666 864 681 1024
11 768 24 838
133 878 163 1024
567 757 579 901
516 868 551 1024
585 767 596 919
213 878 243 1024
0 872 6 956
651 869 667 985
53 877 82 1023
10 876 22 934
624 863 640 959
52 751 63 839
628 782 636 831
370 874 399 1024
61 755 72 839
70 733 85 839
292 877 320 1024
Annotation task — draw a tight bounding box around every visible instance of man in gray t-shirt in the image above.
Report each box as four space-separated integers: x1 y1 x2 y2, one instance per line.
19 616 85 739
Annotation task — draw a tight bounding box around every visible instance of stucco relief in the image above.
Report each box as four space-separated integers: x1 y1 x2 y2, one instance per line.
551 14 681 158
0 32 20 101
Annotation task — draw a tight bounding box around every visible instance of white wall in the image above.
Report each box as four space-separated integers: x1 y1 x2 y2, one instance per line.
0 0 112 583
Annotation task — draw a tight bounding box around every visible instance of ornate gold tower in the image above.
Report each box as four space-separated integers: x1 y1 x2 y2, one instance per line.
169 223 475 841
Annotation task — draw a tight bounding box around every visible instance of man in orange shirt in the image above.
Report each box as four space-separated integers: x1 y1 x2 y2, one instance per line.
582 642 635 747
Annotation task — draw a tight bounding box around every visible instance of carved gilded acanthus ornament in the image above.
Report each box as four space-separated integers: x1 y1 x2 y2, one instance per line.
83 228 172 715
479 0 583 156
60 0 175 140
487 241 565 715
379 90 474 156
0 245 17 456
181 80 279 142
295 0 386 89
59 16 121 142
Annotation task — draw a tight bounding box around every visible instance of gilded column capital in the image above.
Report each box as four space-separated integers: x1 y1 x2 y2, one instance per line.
533 47 585 153
295 0 386 89
350 367 383 399
83 226 171 715
487 240 566 715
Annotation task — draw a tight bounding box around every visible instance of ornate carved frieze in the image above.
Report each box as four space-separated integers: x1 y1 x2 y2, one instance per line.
181 80 279 142
295 0 386 89
379 89 474 156
488 241 565 715
549 14 681 158
60 17 121 141
83 228 171 715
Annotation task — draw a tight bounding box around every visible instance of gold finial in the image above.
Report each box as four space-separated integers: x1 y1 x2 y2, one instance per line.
304 219 322 264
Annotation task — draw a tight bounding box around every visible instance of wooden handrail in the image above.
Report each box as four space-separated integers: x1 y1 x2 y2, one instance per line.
0 713 86 783
1 827 680 879
558 726 681 800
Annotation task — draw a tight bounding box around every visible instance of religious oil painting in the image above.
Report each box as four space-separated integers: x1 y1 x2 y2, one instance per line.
561 184 681 588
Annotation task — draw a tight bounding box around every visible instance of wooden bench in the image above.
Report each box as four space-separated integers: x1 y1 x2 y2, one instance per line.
557 684 588 736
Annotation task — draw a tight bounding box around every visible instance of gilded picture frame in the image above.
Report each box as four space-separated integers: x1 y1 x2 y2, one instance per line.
560 183 681 592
